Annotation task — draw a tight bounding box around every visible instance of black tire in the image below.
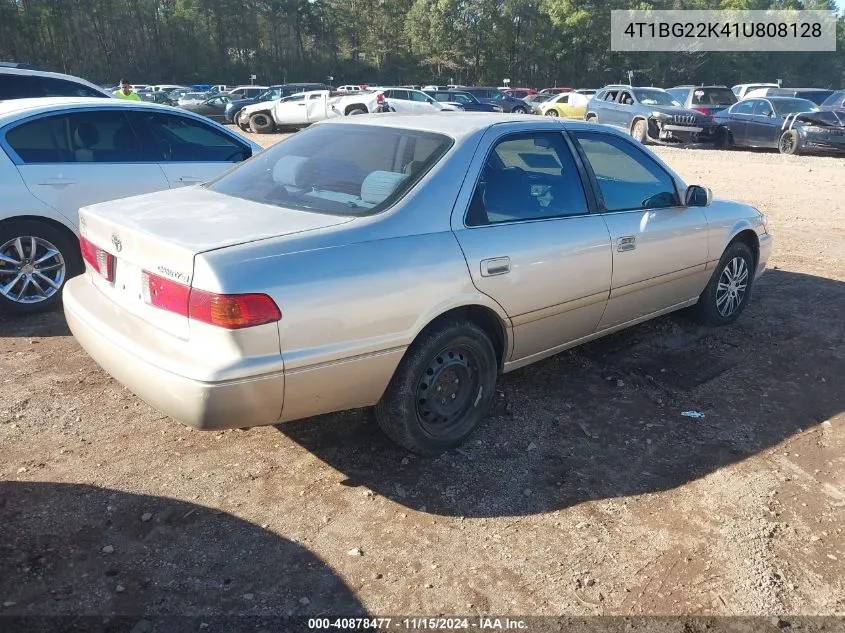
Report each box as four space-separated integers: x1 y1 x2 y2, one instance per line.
586 113 598 123
713 126 731 148
248 112 276 134
691 241 755 327
0 219 82 315
346 107 367 116
374 319 498 455
545 109 559 117
631 118 648 144
779 129 801 155
512 106 526 114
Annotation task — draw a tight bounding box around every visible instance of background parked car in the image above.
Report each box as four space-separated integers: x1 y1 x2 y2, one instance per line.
574 89 597 97
226 85 268 99
524 94 553 105
820 90 845 111
177 92 211 106
382 88 456 113
666 85 737 117
0 63 111 100
423 90 501 112
585 86 714 144
539 87 571 94
180 94 232 122
732 83 779 99
137 90 177 106
756 88 835 106
503 88 537 99
534 91 590 119
463 87 532 113
713 96 843 155
0 97 261 314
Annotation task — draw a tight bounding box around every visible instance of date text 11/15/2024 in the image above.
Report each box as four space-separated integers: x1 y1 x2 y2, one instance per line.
307 617 528 630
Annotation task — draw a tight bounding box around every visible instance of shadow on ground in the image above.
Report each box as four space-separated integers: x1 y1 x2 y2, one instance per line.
278 269 845 518
0 307 70 338
0 481 365 625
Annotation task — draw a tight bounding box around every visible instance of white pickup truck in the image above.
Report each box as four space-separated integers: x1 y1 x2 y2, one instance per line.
239 90 384 133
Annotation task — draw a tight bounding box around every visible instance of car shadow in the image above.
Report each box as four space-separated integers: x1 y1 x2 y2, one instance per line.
277 269 845 518
0 307 70 338
0 481 365 624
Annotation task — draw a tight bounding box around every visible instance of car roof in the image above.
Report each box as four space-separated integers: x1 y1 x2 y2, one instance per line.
0 66 110 96
316 112 617 139
0 96 190 126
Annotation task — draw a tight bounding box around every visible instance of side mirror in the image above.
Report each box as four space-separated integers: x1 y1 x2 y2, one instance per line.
685 185 712 207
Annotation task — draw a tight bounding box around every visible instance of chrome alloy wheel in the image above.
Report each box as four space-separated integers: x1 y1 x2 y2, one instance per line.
715 256 748 317
0 236 66 304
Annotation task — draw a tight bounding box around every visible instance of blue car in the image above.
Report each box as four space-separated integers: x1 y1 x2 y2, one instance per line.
424 90 502 112
225 83 331 126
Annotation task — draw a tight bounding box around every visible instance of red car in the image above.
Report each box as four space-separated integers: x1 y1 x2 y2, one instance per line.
503 87 537 99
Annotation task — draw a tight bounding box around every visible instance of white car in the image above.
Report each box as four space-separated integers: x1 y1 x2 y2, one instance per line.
177 92 210 106
0 64 111 100
0 97 261 314
731 83 778 100
336 85 364 92
226 85 269 99
380 88 457 113
151 84 186 93
239 89 385 133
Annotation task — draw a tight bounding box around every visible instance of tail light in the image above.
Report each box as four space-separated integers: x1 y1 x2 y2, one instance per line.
692 107 711 115
142 271 281 329
376 93 384 104
79 236 114 282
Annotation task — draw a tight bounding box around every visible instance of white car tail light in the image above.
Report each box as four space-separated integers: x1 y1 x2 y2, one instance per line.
79 236 114 282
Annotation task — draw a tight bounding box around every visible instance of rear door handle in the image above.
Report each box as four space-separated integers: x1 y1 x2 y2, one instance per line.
38 178 76 188
480 256 510 277
616 236 636 252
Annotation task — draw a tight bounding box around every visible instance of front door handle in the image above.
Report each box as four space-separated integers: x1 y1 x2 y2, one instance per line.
178 176 204 184
616 236 636 252
480 256 510 277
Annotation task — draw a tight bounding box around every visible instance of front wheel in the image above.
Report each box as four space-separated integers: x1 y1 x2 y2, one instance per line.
374 319 498 455
0 219 81 315
779 129 801 155
691 242 755 326
511 106 527 114
346 107 367 116
248 112 276 134
585 113 598 123
545 109 559 117
632 119 648 144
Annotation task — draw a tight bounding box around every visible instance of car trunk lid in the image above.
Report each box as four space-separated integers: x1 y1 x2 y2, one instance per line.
79 187 353 339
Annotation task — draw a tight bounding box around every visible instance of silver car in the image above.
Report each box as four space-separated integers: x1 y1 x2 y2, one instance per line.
63 114 772 454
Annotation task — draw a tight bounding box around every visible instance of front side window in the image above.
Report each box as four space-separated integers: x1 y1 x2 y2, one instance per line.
573 132 679 212
410 91 430 102
731 100 755 115
6 110 148 163
129 112 249 162
207 124 452 216
466 133 588 226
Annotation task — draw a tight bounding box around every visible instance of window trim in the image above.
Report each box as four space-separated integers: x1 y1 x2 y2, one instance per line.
568 130 683 214
729 100 757 116
461 129 596 228
0 105 251 166
128 110 252 163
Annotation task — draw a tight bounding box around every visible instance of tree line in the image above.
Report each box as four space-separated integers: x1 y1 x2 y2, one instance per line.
1 0 842 89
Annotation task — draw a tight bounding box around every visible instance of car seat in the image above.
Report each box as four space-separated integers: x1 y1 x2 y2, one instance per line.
73 122 99 162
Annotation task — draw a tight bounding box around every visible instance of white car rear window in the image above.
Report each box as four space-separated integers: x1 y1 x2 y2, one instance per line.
207 124 453 215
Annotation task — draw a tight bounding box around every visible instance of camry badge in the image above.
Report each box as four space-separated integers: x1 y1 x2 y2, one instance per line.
111 234 123 253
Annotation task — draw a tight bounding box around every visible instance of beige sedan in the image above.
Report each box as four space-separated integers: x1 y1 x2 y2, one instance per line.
63 114 772 454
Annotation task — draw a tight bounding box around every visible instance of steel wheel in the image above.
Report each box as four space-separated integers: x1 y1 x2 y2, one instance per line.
715 256 748 317
415 345 481 439
0 235 66 305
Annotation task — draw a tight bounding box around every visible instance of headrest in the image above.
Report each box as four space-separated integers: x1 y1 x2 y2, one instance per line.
360 170 407 205
272 155 308 187
74 123 99 148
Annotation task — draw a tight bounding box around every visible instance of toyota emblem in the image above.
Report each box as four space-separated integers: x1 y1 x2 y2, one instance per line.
111 234 123 252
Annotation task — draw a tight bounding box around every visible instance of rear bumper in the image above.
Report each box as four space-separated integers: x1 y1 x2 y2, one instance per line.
63 275 284 430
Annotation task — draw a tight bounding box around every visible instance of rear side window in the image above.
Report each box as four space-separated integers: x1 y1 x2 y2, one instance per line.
6 110 148 163
129 112 249 162
0 74 43 99
573 132 679 212
731 100 755 115
207 124 453 216
40 77 106 98
466 133 588 226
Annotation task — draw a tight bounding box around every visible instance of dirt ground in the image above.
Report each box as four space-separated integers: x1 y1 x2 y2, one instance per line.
2 127 844 625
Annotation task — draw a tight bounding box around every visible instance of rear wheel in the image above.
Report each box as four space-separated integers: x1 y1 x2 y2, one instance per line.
691 241 755 326
248 112 276 134
512 106 527 114
632 119 648 144
545 109 559 117
0 219 81 315
346 107 367 116
586 113 598 123
779 129 801 155
374 319 498 455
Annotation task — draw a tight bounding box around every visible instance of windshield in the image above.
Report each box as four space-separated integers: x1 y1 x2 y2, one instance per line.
821 91 844 107
633 89 681 107
207 124 453 216
772 98 819 115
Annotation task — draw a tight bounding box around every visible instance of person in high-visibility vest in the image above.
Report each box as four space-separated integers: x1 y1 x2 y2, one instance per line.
113 79 141 101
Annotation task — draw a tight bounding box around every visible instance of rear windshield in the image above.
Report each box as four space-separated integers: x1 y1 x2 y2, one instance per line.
691 88 736 105
795 90 833 105
207 124 453 216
